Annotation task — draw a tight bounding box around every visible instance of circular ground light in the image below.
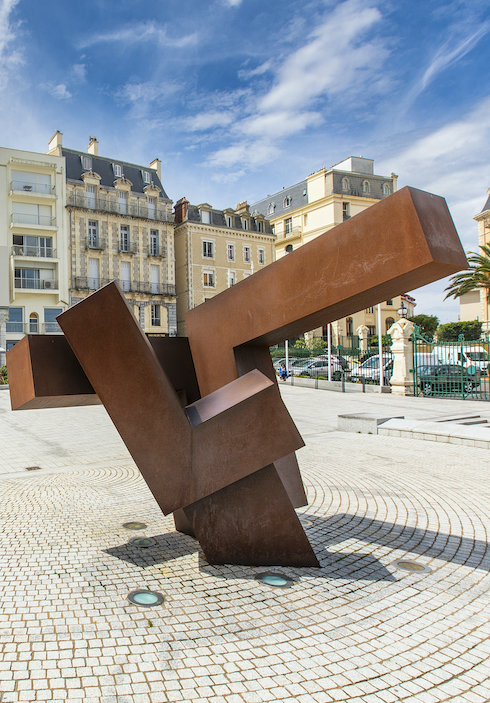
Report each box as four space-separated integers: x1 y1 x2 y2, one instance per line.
123 522 147 530
255 572 294 588
129 537 156 548
392 559 432 574
127 590 164 607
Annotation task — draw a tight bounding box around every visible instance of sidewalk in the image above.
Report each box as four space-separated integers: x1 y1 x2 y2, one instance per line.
0 385 489 702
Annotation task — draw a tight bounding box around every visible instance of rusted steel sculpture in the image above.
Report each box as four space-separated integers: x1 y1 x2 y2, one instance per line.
7 186 467 567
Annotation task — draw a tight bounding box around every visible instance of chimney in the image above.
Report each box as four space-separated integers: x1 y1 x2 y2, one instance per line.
174 197 189 224
47 130 63 156
150 158 161 180
88 136 99 155
235 201 250 215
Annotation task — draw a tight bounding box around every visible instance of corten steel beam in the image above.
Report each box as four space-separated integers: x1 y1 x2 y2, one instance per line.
6 335 100 410
185 186 468 396
56 283 305 510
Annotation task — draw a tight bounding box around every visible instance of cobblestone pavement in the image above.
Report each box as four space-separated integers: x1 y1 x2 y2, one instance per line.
1 386 490 702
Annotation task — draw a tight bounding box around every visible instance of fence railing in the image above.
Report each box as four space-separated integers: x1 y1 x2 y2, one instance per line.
11 181 55 195
11 213 56 227
67 193 174 223
73 277 176 296
14 278 58 290
11 245 56 258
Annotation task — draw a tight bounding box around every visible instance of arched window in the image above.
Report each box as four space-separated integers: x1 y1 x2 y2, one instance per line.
29 312 38 334
382 183 390 195
362 180 370 193
342 177 349 191
385 317 395 332
268 202 275 215
284 195 292 208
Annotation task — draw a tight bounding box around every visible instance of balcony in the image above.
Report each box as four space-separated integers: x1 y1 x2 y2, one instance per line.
73 277 176 297
118 242 138 254
85 237 106 251
11 213 56 227
281 226 302 240
10 181 55 196
14 278 58 290
67 192 174 223
146 245 167 258
6 321 62 335
11 245 56 258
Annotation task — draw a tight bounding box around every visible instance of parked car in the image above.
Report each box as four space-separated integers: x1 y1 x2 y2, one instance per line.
349 353 393 385
417 364 481 396
291 357 344 380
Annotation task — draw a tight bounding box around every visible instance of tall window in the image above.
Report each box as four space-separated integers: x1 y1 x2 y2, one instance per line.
44 308 62 334
151 304 161 326
6 308 23 333
227 243 235 261
143 171 151 184
346 317 353 336
228 271 236 287
385 317 395 332
88 220 99 248
257 220 264 233
227 215 233 227
86 185 96 209
88 258 99 289
268 203 275 215
82 156 92 170
120 225 130 252
285 218 292 234
242 219 248 230
150 230 159 256
342 177 349 191
118 190 127 215
120 261 131 292
148 197 156 220
203 240 214 258
362 180 370 193
258 248 265 265
382 183 390 195
151 265 159 294
114 164 122 178
203 270 215 287
29 313 39 334
284 196 291 208
243 246 251 263
201 210 211 224
343 202 350 221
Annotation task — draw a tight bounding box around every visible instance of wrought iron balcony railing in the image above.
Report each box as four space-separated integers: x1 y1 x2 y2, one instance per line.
14 278 58 290
85 237 106 251
73 277 176 297
67 192 174 223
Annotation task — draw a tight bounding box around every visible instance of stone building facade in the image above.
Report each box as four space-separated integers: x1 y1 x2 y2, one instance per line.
0 145 69 364
250 156 415 344
174 199 275 335
461 188 490 329
48 132 177 336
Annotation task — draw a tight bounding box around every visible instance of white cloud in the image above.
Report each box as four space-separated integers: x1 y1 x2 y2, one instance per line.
407 22 490 103
222 0 243 6
208 140 280 168
184 111 236 131
378 96 490 320
115 80 179 105
259 0 386 113
0 0 22 90
238 110 323 139
238 60 273 81
71 63 86 82
80 21 198 49
44 83 72 100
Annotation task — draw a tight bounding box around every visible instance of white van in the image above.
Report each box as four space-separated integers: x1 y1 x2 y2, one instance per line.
435 346 490 375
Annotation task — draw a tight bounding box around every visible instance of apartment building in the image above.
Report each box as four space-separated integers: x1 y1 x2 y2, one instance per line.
0 145 68 364
174 198 275 335
48 132 177 336
250 156 415 344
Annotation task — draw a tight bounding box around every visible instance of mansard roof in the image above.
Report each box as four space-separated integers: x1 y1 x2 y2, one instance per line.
62 148 171 200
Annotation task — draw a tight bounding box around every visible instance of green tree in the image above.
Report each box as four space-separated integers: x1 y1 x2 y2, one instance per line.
444 244 490 300
437 321 482 341
409 314 439 337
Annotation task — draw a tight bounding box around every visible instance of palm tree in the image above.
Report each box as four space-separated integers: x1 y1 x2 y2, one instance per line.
444 244 490 300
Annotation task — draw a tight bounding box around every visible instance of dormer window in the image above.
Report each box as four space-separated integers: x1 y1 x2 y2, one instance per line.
82 155 92 170
382 183 390 195
362 180 370 193
268 203 275 215
284 196 292 208
342 177 349 191
143 171 151 184
114 164 122 178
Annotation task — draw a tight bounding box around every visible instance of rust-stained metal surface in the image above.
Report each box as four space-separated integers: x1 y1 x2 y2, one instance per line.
185 186 468 396
7 335 100 410
183 465 319 567
5 186 469 568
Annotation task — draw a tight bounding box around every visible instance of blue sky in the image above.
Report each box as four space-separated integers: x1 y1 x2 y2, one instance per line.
1 0 490 322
